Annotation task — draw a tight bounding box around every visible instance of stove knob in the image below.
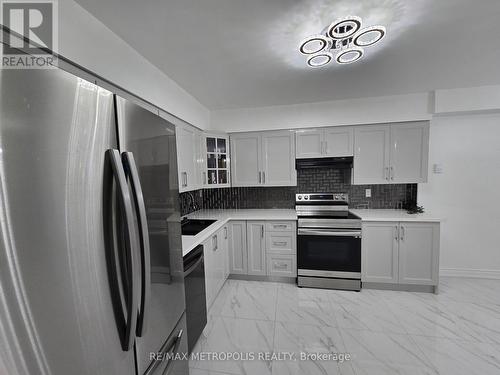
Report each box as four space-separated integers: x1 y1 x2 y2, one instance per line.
305 195 309 200
298 195 302 200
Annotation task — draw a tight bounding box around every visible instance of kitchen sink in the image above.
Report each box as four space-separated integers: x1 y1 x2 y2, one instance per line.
181 219 217 236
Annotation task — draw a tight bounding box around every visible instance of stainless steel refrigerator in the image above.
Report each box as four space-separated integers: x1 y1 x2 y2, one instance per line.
0 65 188 374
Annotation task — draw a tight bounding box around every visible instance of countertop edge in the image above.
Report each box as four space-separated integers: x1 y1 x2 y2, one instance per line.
350 209 442 223
181 209 441 257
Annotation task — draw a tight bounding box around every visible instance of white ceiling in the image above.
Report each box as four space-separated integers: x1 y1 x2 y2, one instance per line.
75 0 500 110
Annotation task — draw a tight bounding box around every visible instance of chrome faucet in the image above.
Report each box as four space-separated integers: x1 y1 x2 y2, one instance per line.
187 191 199 212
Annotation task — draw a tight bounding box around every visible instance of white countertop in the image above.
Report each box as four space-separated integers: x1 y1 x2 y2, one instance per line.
350 209 441 222
182 209 297 256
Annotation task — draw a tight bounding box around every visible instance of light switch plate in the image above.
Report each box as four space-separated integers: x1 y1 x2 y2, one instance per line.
433 163 443 174
365 189 371 198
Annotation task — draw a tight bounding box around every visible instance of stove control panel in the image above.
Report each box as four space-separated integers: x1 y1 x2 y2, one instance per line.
295 193 348 203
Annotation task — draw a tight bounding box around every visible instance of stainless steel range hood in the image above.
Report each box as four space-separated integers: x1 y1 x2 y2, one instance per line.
295 156 353 169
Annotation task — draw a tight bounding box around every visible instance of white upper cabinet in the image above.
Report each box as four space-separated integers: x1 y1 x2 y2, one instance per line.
353 121 429 185
295 129 323 158
194 130 204 188
230 132 261 186
324 127 354 157
353 125 391 185
390 122 429 183
261 131 297 186
231 130 296 187
203 133 231 188
296 126 354 158
176 125 198 192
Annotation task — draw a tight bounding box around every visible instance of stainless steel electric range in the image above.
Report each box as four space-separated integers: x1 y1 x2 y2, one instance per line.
296 193 362 291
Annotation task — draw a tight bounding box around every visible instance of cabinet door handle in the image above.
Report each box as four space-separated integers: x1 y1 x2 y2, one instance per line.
213 235 218 251
385 167 389 181
258 171 262 183
400 226 405 241
273 241 287 246
262 171 265 184
203 171 206 185
261 225 264 238
390 166 394 181
273 224 287 229
273 262 288 270
394 226 398 240
224 226 228 239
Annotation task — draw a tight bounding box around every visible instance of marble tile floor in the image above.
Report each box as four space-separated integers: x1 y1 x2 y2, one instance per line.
189 277 500 375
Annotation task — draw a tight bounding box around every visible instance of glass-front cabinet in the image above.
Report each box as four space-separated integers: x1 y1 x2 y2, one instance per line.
203 134 230 188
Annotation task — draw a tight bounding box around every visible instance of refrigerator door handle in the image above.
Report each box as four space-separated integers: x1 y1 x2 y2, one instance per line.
144 329 184 375
122 151 151 338
107 149 139 351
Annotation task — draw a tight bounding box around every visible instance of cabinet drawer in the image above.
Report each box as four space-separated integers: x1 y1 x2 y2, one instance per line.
265 232 296 254
267 254 297 277
265 221 296 232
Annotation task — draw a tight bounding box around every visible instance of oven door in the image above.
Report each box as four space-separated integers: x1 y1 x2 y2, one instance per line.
297 228 361 277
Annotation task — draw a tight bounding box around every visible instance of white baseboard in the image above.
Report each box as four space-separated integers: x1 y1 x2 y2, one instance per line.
440 268 500 280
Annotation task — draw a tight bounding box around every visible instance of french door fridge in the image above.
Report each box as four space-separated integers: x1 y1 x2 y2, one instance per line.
0 65 187 374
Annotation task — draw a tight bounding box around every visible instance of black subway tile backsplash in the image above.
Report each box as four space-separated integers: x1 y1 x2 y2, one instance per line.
180 167 417 216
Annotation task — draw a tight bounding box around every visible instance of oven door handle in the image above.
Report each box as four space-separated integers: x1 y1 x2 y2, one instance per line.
298 228 362 237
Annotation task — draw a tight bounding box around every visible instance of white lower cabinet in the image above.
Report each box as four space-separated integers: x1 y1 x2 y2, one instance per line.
227 220 296 278
265 232 295 254
203 226 229 311
362 221 440 286
265 221 297 277
362 222 399 283
228 221 248 275
247 221 267 276
221 224 230 280
398 222 440 285
267 254 296 277
202 236 215 310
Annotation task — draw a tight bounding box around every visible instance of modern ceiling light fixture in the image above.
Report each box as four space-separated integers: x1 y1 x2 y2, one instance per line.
336 47 364 64
307 51 333 67
299 34 330 55
299 16 386 68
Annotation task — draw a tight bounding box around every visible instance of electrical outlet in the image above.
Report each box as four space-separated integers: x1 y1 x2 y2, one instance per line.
365 189 371 198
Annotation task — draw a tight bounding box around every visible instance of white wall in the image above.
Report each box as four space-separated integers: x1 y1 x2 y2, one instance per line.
419 113 500 278
59 1 210 129
210 93 432 132
435 85 500 114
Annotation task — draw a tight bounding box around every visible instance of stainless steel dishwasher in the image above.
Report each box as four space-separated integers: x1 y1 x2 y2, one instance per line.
183 244 207 353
